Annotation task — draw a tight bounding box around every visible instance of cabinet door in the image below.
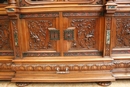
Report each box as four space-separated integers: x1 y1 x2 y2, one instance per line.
20 13 61 57
62 12 104 56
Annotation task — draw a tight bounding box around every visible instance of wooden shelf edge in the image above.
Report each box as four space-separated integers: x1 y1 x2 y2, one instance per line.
12 57 113 63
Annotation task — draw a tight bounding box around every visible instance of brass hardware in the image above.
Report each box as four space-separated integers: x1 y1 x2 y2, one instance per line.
64 27 75 40
48 28 60 40
14 32 18 46
106 30 110 44
56 67 69 74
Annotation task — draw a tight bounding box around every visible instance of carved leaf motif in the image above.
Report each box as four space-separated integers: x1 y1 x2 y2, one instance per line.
27 20 54 50
70 18 96 50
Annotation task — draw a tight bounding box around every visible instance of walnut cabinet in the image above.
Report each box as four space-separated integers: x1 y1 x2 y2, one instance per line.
0 0 130 86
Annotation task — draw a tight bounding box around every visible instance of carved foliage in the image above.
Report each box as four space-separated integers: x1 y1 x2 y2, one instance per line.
12 20 20 57
0 20 11 50
70 18 96 50
27 19 55 50
116 18 130 48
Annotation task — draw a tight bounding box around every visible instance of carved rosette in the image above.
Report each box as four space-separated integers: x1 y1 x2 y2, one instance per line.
115 18 130 48
105 17 111 56
11 20 21 58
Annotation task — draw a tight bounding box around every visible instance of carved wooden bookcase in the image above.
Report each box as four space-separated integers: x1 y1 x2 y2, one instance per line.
0 0 130 86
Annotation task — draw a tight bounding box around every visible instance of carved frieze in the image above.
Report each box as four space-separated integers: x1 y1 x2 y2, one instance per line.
11 63 114 71
0 20 11 50
69 18 96 50
63 12 103 17
115 18 130 48
0 52 14 56
27 19 56 50
64 52 102 56
114 13 130 16
23 52 60 57
20 13 59 18
1 61 130 71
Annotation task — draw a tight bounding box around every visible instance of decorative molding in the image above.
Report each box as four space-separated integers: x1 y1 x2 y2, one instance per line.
63 12 103 17
112 50 130 54
11 63 114 71
1 62 130 71
23 52 60 57
114 13 130 16
64 52 102 56
0 16 9 20
114 61 130 68
0 52 14 56
20 13 59 18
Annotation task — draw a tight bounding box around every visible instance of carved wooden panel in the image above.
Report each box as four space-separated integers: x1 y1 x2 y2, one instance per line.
26 19 57 51
0 20 11 50
115 18 130 48
68 18 97 50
